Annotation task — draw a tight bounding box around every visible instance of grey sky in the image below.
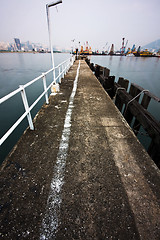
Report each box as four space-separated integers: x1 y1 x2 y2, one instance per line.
0 0 160 51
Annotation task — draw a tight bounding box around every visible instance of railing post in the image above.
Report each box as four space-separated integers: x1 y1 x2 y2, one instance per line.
62 64 64 78
59 66 61 83
42 73 49 104
64 63 66 75
67 59 69 71
72 56 74 65
20 85 34 130
53 68 56 84
66 62 68 72
66 61 68 73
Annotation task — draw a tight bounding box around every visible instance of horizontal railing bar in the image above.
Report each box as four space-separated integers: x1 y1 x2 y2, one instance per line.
55 74 61 82
55 61 70 82
0 55 75 146
0 88 22 104
25 57 71 88
23 74 44 88
55 57 70 69
26 60 72 117
131 83 160 102
0 111 28 146
0 57 71 105
0 77 57 146
29 88 49 112
44 68 54 75
0 80 56 146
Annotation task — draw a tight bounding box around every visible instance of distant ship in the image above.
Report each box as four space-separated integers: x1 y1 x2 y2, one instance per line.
81 41 92 55
134 48 154 57
155 49 160 57
75 41 92 55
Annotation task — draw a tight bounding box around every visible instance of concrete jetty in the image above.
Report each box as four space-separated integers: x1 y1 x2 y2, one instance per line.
0 60 160 240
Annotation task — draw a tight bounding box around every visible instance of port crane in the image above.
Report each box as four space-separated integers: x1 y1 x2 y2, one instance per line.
121 37 125 54
124 40 128 53
102 42 108 54
120 38 128 55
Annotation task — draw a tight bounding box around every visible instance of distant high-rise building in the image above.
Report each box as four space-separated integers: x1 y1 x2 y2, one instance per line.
14 38 21 51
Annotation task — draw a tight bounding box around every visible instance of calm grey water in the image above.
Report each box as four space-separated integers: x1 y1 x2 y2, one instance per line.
0 53 70 163
0 54 160 164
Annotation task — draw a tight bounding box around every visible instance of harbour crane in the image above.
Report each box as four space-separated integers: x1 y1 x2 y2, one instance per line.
124 40 128 53
103 42 108 54
121 37 125 54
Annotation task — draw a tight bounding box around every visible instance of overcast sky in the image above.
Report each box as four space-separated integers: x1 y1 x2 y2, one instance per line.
0 0 160 51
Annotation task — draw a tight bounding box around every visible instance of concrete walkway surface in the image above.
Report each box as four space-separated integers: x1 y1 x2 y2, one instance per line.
0 60 160 240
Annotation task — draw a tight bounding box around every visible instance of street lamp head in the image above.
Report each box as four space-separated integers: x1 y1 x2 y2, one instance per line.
46 0 62 84
47 0 62 8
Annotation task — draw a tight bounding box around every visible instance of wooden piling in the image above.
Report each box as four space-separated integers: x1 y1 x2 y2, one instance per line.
95 64 104 78
102 76 115 99
103 67 110 78
148 136 160 168
115 78 129 112
124 84 141 125
133 93 151 135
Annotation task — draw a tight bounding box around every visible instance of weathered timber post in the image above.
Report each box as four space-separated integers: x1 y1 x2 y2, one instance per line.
95 65 103 78
124 84 141 125
103 68 110 78
85 58 90 65
96 66 115 98
148 132 160 168
115 77 129 112
90 63 95 72
103 76 115 99
133 93 151 135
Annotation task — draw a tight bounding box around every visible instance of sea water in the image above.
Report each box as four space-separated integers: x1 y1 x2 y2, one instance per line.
0 54 160 163
0 52 70 163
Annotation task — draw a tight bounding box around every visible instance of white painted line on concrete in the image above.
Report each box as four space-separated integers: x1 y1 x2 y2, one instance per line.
40 61 81 240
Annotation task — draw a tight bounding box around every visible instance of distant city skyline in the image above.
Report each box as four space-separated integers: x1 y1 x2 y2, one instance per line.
0 38 70 52
0 39 64 52
0 0 160 52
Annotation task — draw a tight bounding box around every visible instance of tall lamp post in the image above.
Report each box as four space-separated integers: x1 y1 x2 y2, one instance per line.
71 39 75 55
46 0 62 85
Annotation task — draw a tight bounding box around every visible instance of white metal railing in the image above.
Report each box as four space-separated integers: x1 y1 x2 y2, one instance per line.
0 55 75 146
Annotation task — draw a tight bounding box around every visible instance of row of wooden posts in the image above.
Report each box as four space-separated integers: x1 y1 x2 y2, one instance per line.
85 58 160 168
